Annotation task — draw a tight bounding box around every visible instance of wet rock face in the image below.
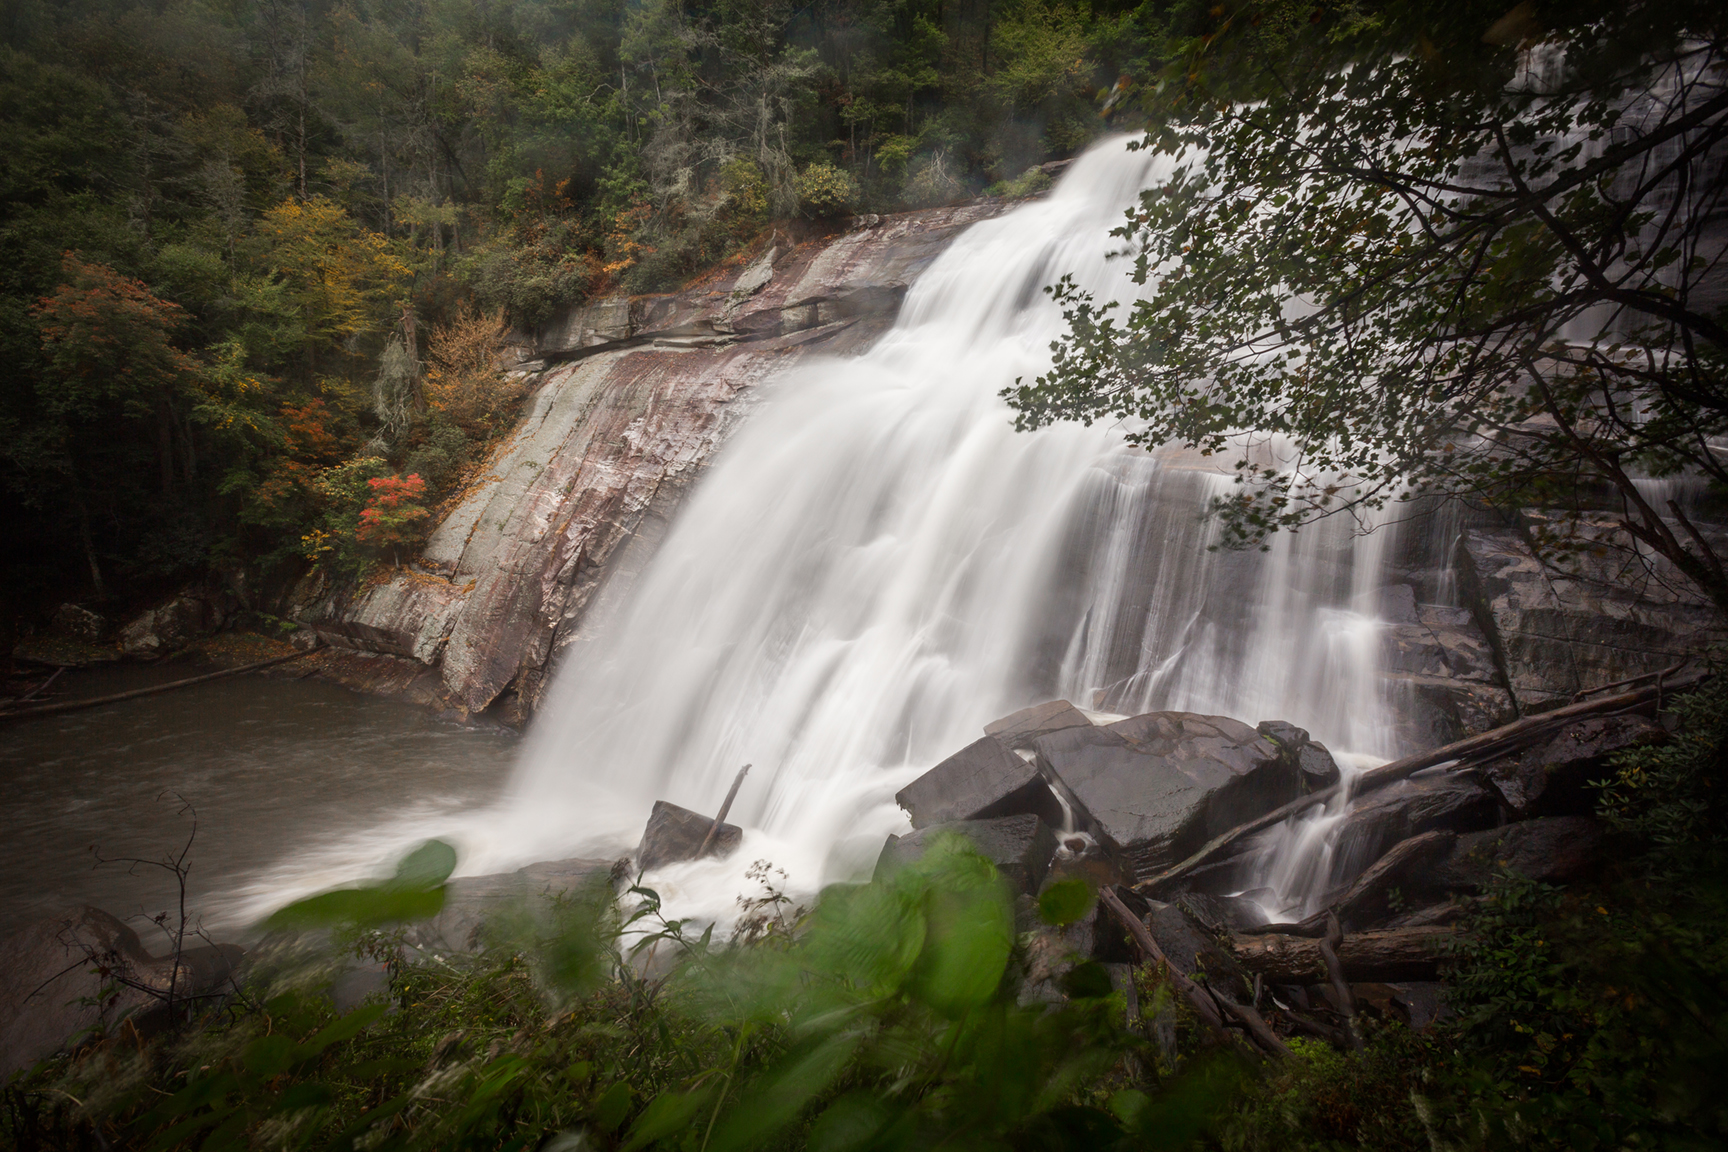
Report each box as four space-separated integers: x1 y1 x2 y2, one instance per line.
305 203 1005 716
895 735 1067 830
1459 525 1727 709
874 814 1059 895
1485 714 1665 817
984 699 1093 750
636 801 743 873
1032 712 1301 878
1328 770 1498 890
1431 816 1606 890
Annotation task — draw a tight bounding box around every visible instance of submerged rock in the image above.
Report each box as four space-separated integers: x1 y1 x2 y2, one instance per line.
636 801 743 873
1032 712 1301 878
874 813 1059 894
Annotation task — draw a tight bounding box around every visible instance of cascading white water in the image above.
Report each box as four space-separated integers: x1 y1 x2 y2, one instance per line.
229 139 1401 928
443 137 1402 923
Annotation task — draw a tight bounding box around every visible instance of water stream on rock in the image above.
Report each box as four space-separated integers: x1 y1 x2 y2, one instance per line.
239 138 1402 929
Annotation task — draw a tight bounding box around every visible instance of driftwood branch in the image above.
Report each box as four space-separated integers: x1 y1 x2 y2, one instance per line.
1319 913 1362 1052
0 649 314 722
17 667 65 704
1228 925 1455 984
1100 887 1288 1058
1137 668 1707 893
1098 887 1230 1044
697 764 751 858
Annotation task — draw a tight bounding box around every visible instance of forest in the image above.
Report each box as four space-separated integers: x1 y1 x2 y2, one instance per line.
0 0 1226 620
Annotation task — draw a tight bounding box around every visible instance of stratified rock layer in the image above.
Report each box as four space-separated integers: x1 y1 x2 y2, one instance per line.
300 205 1004 716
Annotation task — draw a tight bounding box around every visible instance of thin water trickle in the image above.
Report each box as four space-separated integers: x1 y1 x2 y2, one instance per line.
239 138 1402 928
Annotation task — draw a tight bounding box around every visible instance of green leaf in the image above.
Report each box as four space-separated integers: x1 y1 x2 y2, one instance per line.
805 1091 896 1152
393 839 458 887
707 1032 866 1152
804 881 926 994
908 840 1014 1018
301 1003 388 1057
593 1080 633 1133
1037 879 1095 927
622 1088 712 1152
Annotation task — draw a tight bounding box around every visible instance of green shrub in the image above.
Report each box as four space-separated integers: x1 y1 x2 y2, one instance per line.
796 162 858 217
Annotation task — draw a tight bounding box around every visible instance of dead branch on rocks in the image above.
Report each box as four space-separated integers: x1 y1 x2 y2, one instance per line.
1099 886 1288 1058
1227 925 1454 984
1136 667 1707 894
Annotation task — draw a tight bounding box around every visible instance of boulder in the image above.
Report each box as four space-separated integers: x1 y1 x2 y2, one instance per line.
1172 891 1280 934
1032 712 1301 877
875 814 1059 894
117 593 223 659
50 604 104 641
894 736 1066 830
636 802 743 873
1328 770 1498 890
1485 715 1665 817
1430 816 1605 891
1 907 244 1076
1254 720 1341 791
1143 901 1250 993
1323 830 1458 929
406 857 617 953
984 699 1092 750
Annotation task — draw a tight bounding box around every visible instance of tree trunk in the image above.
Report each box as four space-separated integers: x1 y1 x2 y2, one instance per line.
1228 926 1455 984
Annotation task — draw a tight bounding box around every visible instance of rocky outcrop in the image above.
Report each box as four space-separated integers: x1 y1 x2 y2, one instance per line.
1458 523 1727 710
636 800 743 872
875 814 1060 895
301 205 1005 716
1 907 244 1075
1033 712 1306 877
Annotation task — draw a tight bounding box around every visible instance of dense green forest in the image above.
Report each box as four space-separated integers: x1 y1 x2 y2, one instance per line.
0 0 1229 620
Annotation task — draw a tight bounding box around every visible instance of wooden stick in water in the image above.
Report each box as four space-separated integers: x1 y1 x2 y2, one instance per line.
0 649 314 722
697 764 751 858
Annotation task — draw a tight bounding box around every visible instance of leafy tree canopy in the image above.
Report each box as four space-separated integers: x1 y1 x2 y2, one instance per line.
1006 0 1728 608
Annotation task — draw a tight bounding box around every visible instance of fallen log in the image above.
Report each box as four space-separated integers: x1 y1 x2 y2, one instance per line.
1099 887 1287 1059
1136 667 1707 894
0 649 314 722
1228 925 1455 984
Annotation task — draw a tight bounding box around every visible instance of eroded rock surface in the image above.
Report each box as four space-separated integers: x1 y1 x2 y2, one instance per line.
1459 524 1726 708
302 205 1004 716
1033 712 1301 877
874 814 1059 894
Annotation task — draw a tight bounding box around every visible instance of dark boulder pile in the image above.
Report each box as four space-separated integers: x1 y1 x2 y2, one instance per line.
879 686 1671 1052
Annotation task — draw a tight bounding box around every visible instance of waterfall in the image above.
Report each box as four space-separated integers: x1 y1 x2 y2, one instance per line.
463 137 1400 923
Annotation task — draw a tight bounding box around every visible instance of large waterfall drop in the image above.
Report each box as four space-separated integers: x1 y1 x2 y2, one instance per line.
460 138 1399 920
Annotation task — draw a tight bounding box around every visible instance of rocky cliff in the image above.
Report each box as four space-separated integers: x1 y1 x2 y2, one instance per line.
294 205 1007 719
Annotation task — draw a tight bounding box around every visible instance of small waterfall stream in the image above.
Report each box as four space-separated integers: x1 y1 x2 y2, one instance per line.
462 137 1402 923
